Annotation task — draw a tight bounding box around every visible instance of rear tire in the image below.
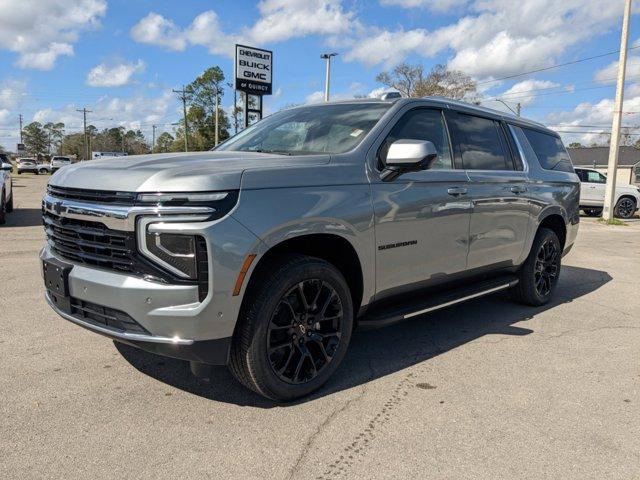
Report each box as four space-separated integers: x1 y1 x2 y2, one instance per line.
5 188 13 213
614 197 636 219
512 228 561 306
0 190 6 225
229 254 354 401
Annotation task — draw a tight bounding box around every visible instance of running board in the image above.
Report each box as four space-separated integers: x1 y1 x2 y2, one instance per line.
358 275 519 329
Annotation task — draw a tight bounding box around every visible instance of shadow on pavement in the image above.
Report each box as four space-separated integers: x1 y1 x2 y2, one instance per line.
116 265 612 407
5 208 43 228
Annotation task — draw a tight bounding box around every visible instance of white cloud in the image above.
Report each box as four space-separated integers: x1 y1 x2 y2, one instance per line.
130 12 187 51
490 79 560 108
130 1 354 57
346 0 635 78
594 56 640 84
304 82 366 104
379 0 469 11
546 91 640 145
0 109 10 124
0 0 106 70
246 0 353 44
87 60 146 87
0 80 27 111
344 28 431 68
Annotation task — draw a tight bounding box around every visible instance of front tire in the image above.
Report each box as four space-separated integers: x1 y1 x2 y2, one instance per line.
615 197 636 219
512 228 561 306
229 254 354 401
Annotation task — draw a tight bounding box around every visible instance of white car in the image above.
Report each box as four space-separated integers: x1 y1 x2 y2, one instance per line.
0 153 14 224
17 158 51 175
50 156 72 173
574 167 640 219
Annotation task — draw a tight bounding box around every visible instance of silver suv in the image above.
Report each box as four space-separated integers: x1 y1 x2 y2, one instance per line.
41 97 579 401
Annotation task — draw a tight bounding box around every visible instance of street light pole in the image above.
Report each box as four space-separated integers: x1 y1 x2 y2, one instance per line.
320 53 338 102
494 99 521 117
603 0 632 221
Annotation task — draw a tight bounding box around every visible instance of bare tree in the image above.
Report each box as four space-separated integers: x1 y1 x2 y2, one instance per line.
376 63 480 103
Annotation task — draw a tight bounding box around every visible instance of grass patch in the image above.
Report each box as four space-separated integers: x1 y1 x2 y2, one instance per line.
597 217 628 226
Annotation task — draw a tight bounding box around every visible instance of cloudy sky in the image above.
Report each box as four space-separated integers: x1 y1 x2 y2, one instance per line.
0 0 639 150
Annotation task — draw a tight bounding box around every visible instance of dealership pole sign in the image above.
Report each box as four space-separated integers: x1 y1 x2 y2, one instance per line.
235 44 273 127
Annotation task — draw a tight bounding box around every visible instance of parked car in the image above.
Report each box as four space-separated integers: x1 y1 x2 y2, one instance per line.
50 156 72 173
0 154 14 224
574 167 640 218
17 158 51 175
41 97 579 401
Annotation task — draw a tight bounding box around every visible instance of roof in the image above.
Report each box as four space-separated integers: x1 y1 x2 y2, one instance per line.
567 146 640 167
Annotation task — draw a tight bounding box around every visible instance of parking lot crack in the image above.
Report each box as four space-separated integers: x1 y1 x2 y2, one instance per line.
285 362 373 480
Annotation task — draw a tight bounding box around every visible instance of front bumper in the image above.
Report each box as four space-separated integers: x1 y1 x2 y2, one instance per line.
44 289 231 364
40 201 265 364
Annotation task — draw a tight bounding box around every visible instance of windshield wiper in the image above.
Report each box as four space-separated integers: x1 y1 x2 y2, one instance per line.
248 149 293 156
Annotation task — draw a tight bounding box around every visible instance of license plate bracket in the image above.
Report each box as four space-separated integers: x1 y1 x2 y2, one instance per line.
43 257 71 297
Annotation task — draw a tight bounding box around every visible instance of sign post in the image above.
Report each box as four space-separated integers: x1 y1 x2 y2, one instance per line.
235 44 273 128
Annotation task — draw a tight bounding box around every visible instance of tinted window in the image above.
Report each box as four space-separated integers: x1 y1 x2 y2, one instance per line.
379 109 453 170
450 114 511 170
521 128 573 172
574 168 585 181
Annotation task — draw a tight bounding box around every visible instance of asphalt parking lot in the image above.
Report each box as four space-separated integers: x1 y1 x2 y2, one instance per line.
1 173 639 479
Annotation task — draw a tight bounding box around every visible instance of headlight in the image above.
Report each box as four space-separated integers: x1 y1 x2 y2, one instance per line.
135 191 237 280
144 231 199 279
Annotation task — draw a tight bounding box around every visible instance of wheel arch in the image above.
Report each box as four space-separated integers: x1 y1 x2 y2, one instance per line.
537 211 567 250
242 233 365 317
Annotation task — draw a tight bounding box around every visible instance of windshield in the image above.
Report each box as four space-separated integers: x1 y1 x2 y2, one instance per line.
216 103 390 155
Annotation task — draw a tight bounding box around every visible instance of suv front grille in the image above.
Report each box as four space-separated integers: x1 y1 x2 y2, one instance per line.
43 210 136 273
43 208 209 302
47 185 136 205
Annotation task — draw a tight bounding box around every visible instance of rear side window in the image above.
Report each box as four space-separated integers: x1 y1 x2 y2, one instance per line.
521 128 573 172
448 113 512 170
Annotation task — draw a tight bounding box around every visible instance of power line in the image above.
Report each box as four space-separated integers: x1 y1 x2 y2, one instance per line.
477 45 640 86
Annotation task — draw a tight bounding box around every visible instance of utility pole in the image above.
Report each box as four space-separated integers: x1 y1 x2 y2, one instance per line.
516 102 521 117
152 124 157 154
213 84 220 147
603 0 632 221
18 114 23 144
76 108 92 161
320 53 338 102
173 86 189 152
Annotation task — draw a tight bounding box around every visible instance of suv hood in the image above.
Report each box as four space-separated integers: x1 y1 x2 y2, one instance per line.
49 151 330 192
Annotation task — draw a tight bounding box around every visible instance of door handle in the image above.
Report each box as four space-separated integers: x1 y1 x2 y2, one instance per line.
447 186 468 196
510 186 527 194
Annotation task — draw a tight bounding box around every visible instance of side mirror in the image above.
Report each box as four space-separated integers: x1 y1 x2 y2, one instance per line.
381 139 438 181
0 162 12 172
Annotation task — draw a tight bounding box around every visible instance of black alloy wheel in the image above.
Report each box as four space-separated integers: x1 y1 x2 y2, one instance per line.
615 198 636 219
534 239 560 297
229 254 354 401
267 280 343 384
